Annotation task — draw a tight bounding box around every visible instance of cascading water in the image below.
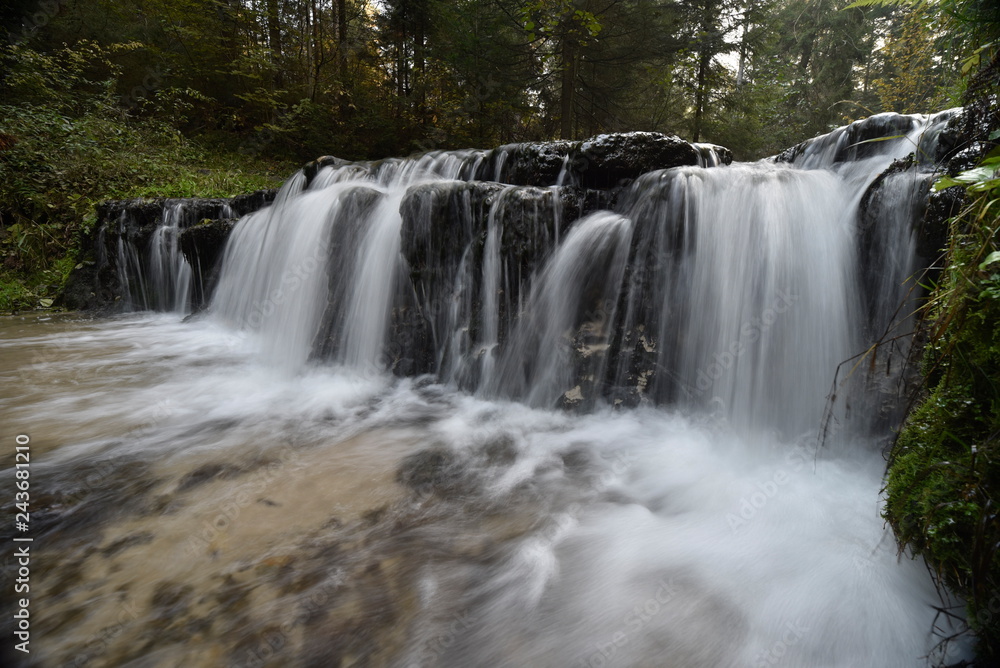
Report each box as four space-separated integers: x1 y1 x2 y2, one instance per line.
148 202 195 313
4 112 974 667
112 199 235 314
208 112 953 426
482 211 633 407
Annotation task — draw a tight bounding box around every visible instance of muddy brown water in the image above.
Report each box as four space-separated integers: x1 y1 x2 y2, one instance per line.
0 312 971 667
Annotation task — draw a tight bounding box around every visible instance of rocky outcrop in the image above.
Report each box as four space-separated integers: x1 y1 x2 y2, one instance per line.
476 132 703 188
65 133 705 314
60 191 277 311
774 110 964 166
477 141 576 187
392 181 618 377
575 133 701 188
178 218 240 305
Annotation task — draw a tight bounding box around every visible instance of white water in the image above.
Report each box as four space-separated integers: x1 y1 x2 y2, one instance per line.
3 113 973 666
1 311 967 666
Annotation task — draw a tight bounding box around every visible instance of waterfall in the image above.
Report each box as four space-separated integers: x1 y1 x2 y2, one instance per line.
112 199 236 314
207 111 956 434
483 211 633 407
24 113 976 667
148 202 194 313
614 165 857 434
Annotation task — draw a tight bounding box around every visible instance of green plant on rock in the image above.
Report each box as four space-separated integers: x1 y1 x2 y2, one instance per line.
885 150 1000 660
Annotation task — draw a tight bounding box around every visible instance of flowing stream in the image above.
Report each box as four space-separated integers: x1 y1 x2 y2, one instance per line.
1 115 973 667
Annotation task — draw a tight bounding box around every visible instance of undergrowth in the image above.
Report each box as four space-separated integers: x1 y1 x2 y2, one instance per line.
0 41 295 313
885 139 1000 660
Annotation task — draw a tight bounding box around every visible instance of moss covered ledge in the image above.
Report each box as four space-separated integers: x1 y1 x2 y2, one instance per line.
884 173 1000 661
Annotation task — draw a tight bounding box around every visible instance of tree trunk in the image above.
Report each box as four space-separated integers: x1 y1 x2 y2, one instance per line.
414 2 426 112
267 0 283 89
310 0 322 102
267 0 282 58
693 0 716 142
337 0 347 77
560 37 577 139
736 2 751 91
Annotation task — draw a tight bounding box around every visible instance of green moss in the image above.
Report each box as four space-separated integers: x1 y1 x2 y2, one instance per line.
0 278 36 312
885 178 1000 659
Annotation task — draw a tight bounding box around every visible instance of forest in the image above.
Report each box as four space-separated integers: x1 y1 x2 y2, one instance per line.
0 0 988 310
5 0 1000 665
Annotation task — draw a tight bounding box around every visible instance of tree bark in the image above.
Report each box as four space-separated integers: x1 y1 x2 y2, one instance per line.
693 0 716 142
267 0 283 89
560 36 577 139
337 0 347 77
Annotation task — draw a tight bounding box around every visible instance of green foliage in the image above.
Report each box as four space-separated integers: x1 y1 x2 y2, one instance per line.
885 158 1000 660
0 41 291 313
0 0 989 309
521 0 603 44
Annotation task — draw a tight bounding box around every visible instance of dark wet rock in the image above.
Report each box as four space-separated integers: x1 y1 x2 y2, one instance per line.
839 113 924 160
304 155 350 187
67 133 711 315
102 531 155 558
480 140 577 186
479 133 703 188
231 188 278 215
775 112 929 164
697 142 734 166
923 186 964 257
177 462 243 491
575 132 701 188
179 218 238 269
858 154 957 309
57 259 111 312
396 447 466 496
62 193 274 312
394 181 617 379
179 217 238 303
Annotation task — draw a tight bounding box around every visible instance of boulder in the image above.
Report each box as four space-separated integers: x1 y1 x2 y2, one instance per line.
574 132 701 188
